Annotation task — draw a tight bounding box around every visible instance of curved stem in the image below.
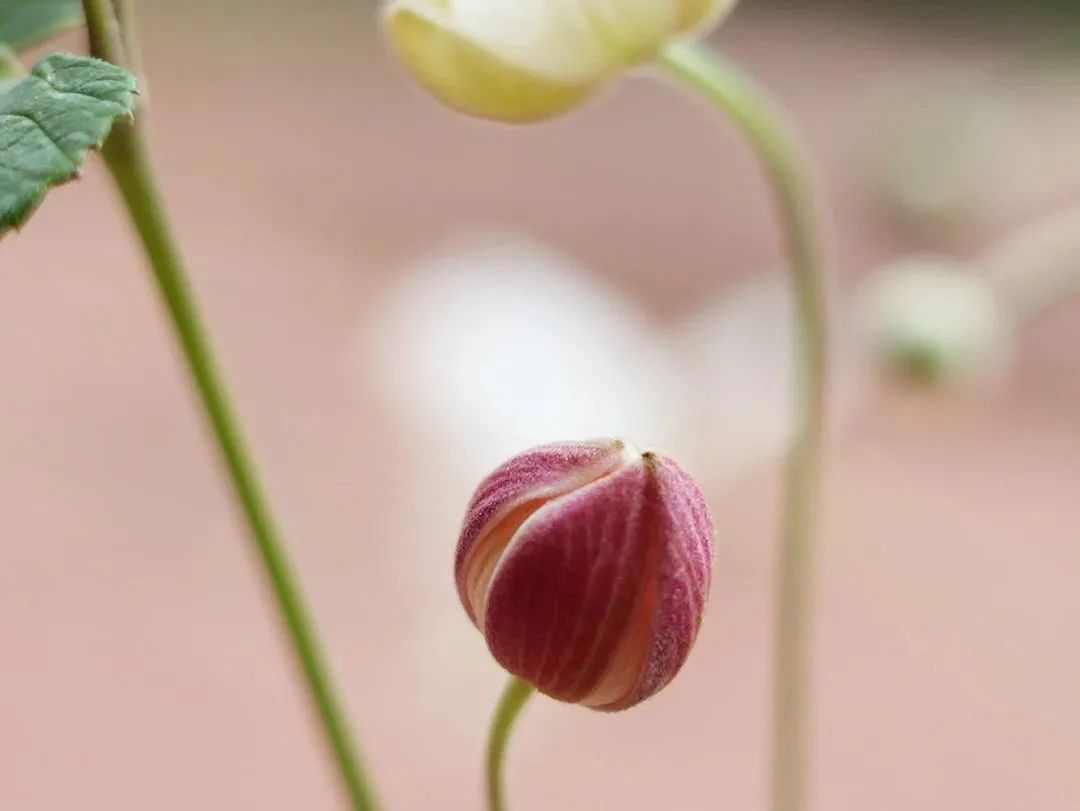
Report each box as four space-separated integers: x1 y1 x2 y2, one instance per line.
981 204 1080 323
657 42 828 811
81 3 380 809
486 677 535 811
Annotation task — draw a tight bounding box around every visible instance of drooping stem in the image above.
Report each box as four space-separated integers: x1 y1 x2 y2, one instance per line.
81 3 381 809
486 677 535 811
657 42 828 811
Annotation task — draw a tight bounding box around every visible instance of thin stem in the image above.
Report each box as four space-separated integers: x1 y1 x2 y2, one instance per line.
982 204 1080 323
81 3 380 809
83 0 126 65
111 0 145 88
486 677 535 811
657 42 828 811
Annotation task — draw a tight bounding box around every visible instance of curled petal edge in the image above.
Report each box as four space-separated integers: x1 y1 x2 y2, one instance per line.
457 440 637 624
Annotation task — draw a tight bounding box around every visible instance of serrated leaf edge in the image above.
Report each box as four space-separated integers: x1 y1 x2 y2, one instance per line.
0 53 136 235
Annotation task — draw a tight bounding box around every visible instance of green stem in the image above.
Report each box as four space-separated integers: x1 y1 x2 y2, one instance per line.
81 3 380 809
111 0 144 86
657 42 828 811
486 677 535 811
83 0 126 65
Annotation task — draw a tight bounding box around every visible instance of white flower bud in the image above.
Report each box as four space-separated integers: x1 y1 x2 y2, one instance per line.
382 0 737 122
857 256 1014 384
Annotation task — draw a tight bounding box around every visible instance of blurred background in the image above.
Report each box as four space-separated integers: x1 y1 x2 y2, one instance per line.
2 0 1079 808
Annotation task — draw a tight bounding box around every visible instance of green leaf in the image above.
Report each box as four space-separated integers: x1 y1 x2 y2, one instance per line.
0 52 136 233
0 0 82 53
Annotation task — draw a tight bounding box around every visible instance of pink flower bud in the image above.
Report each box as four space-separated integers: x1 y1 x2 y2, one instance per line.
455 439 713 711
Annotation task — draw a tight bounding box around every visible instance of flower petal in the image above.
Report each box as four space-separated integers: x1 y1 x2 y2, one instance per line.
593 453 713 710
573 0 732 65
384 0 596 123
482 458 653 705
455 439 636 622
678 0 739 36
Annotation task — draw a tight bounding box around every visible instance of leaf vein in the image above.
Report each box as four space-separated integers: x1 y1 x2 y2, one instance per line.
0 110 76 166
0 53 134 234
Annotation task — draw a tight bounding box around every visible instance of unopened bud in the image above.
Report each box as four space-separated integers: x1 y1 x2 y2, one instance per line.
456 439 713 711
857 256 1013 384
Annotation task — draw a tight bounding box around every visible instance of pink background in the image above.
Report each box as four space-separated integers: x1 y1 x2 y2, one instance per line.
2 2 1079 808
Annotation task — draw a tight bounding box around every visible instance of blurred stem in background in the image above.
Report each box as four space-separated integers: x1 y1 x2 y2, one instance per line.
80 1 381 809
486 677 535 811
984 205 1080 322
657 43 828 811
